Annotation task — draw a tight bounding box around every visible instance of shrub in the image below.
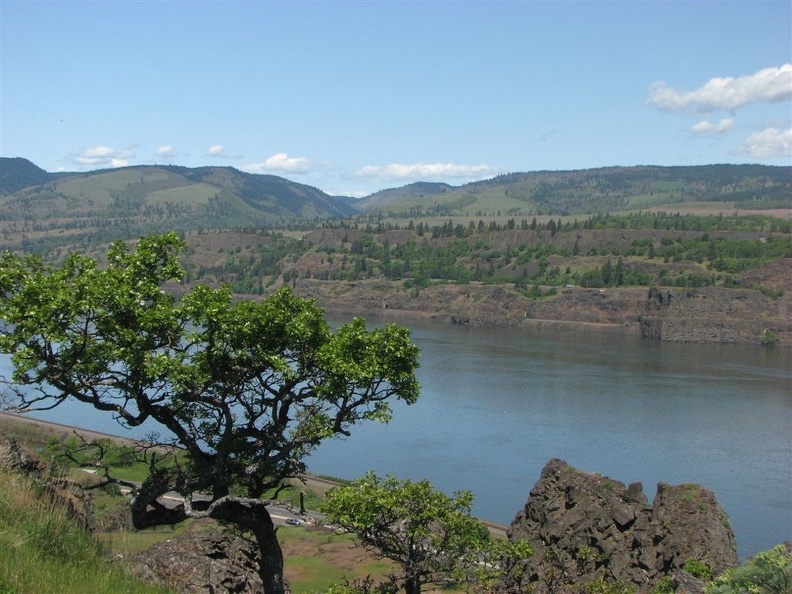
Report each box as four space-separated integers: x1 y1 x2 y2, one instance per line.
705 544 792 594
684 559 713 580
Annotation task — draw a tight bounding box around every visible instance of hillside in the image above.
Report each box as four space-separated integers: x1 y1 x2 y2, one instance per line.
0 158 355 254
354 164 791 217
2 158 790 346
168 211 791 345
355 181 455 211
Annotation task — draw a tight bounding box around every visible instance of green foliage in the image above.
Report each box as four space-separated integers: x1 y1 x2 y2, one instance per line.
0 233 421 593
684 559 713 580
704 544 792 594
652 576 675 594
0 470 172 594
761 330 779 346
322 471 525 593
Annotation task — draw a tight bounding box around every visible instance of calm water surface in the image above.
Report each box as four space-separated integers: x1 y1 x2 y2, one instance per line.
5 320 790 560
308 320 791 560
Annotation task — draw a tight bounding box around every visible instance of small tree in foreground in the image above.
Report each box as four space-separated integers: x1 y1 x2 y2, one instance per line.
0 233 420 594
322 471 532 594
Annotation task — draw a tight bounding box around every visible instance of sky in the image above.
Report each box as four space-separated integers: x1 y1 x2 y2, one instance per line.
1 1 790 198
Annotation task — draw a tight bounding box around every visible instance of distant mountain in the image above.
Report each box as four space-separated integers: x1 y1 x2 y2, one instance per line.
0 159 356 252
355 165 791 216
356 181 454 212
0 157 70 194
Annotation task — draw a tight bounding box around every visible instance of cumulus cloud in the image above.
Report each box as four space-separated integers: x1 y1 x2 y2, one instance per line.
740 126 792 159
206 144 228 158
69 145 135 169
157 145 176 158
240 152 311 174
690 118 735 136
647 64 792 113
357 162 497 182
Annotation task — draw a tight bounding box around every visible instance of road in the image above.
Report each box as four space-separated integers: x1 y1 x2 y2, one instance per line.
4 412 508 537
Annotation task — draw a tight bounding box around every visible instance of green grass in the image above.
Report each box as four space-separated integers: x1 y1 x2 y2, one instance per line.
146 183 219 205
278 528 397 593
0 469 174 594
96 523 193 556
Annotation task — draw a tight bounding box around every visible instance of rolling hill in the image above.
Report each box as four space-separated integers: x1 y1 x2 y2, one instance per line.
1 159 789 258
0 158 356 253
352 164 791 217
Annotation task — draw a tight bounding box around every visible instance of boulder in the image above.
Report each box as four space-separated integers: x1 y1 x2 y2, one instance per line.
127 528 269 594
0 432 44 473
507 459 737 592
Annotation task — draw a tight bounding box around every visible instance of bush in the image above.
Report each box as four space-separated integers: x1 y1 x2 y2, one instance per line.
684 559 713 580
705 544 792 594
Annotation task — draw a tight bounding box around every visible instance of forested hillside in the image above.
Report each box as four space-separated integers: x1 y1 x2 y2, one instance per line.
1 158 789 344
0 158 354 253
354 164 791 217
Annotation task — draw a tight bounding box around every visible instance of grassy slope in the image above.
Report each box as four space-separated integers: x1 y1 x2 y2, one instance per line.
0 416 402 593
0 468 174 594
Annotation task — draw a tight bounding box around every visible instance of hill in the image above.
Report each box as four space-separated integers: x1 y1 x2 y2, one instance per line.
355 181 455 211
0 156 71 195
354 164 791 217
0 158 356 253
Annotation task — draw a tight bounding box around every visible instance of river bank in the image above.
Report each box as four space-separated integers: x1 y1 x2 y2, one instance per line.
291 275 792 346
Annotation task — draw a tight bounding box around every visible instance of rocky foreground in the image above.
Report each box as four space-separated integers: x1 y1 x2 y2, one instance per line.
508 459 737 593
0 421 747 593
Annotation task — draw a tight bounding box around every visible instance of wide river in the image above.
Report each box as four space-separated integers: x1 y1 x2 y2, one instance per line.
4 319 790 560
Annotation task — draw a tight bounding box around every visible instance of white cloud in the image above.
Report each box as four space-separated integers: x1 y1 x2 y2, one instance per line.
68 145 135 169
647 64 792 113
157 145 175 158
690 118 735 136
240 152 311 174
206 144 228 158
740 126 792 159
357 162 497 182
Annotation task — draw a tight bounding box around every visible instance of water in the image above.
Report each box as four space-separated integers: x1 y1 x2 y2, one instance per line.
3 321 790 560
306 320 791 560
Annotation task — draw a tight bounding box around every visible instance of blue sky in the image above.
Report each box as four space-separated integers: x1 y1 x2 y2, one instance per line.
1 1 790 197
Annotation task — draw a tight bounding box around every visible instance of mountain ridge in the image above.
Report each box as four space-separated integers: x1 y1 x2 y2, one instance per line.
355 163 791 216
0 158 356 247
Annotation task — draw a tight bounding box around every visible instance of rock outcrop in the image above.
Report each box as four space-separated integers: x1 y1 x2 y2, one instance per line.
128 528 268 594
507 459 737 592
292 277 792 346
0 430 95 532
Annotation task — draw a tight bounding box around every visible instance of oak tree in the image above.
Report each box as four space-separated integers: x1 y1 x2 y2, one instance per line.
0 233 420 594
322 471 531 594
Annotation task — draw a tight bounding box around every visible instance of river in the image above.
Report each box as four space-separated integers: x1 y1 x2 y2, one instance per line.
3 320 790 560
307 319 791 560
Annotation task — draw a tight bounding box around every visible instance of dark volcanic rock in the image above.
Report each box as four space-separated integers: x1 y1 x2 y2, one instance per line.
128 529 267 594
507 459 737 592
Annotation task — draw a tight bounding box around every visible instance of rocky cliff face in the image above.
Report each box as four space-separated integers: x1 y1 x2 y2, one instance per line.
507 459 737 592
292 276 791 346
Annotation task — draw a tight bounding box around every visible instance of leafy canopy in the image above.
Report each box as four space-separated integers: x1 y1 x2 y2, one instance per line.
0 233 420 495
0 232 421 594
322 471 531 594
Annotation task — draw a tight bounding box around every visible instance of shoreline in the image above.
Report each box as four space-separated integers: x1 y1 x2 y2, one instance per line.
0 411 509 538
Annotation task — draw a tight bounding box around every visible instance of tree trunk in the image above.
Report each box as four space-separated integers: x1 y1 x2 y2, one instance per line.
252 510 287 594
403 573 422 594
134 497 287 593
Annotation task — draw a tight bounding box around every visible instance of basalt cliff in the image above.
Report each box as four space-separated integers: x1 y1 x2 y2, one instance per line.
507 459 738 593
